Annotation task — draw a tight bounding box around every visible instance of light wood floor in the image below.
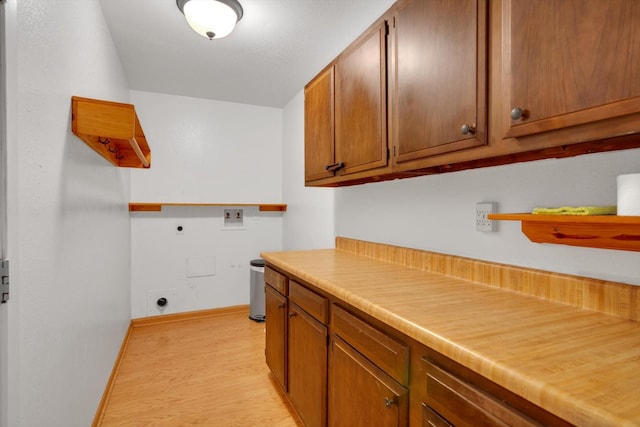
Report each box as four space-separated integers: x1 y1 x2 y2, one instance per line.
96 306 302 426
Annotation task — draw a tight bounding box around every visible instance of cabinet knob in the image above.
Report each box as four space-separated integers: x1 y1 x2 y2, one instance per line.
460 124 476 135
510 107 526 120
384 397 397 408
278 303 285 309
288 312 297 318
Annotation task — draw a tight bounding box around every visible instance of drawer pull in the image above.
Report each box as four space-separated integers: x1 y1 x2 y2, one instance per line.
384 396 397 408
325 162 345 172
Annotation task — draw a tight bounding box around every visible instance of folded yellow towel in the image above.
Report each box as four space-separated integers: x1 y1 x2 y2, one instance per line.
532 206 617 216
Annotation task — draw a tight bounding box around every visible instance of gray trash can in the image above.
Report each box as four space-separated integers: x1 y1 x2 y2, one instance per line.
249 259 266 322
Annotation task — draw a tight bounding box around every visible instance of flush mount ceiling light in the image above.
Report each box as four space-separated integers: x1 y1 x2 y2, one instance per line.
176 0 243 40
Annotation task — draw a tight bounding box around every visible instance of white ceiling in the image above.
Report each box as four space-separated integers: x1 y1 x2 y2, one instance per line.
99 0 396 108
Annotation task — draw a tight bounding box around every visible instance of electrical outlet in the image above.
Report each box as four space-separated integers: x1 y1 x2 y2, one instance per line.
476 202 497 232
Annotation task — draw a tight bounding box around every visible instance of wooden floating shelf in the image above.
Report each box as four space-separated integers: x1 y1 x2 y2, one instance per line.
129 203 287 212
489 213 640 252
71 96 151 168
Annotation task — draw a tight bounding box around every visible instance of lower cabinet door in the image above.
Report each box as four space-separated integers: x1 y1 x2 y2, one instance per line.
328 335 408 427
265 285 287 391
288 302 328 427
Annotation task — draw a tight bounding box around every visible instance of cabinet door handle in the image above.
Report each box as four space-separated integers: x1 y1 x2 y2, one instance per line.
510 107 527 120
384 397 397 408
460 124 476 135
325 162 345 172
288 312 297 318
277 303 285 309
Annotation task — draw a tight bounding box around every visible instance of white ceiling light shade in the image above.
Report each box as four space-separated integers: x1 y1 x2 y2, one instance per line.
176 0 243 40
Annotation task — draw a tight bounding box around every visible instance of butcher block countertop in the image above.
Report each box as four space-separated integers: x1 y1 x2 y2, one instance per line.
261 237 640 427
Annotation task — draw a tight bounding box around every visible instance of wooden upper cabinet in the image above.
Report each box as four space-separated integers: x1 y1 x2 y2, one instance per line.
304 17 389 186
502 0 640 139
391 0 487 164
334 19 389 177
305 66 335 182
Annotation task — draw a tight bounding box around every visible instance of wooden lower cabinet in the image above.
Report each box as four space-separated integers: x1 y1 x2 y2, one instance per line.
265 284 287 391
288 302 328 427
328 335 409 427
264 265 571 427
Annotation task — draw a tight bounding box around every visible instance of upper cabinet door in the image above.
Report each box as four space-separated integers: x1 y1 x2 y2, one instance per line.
305 66 335 182
391 0 487 164
503 0 640 138
334 20 389 176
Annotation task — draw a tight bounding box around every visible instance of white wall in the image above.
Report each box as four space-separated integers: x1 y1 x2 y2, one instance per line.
334 150 640 285
282 91 335 250
129 91 284 318
9 1 132 426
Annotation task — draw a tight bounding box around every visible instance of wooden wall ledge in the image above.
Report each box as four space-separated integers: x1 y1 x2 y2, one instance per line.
489 213 640 252
129 203 287 212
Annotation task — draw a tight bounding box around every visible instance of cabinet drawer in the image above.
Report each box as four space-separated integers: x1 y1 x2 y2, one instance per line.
265 266 288 295
424 359 538 427
289 281 327 324
331 304 409 385
422 404 453 427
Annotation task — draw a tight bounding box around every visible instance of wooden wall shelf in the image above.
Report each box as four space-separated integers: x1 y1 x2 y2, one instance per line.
489 213 640 252
129 203 287 212
71 96 151 168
